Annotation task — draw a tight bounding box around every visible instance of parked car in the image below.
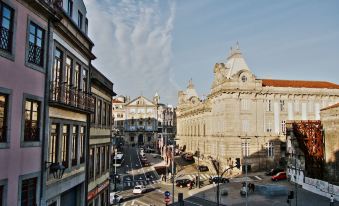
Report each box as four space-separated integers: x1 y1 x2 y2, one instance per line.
175 179 192 188
133 185 147 194
209 176 230 184
265 168 284 176
197 165 209 172
271 172 287 181
110 192 123 204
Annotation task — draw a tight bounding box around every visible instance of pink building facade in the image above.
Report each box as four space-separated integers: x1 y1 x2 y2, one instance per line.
0 0 49 205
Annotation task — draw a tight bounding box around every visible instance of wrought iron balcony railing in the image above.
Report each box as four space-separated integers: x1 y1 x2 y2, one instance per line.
0 26 12 52
42 0 63 10
49 82 94 113
28 42 44 66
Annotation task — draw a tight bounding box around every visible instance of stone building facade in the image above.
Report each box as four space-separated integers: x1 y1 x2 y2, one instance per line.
176 44 339 173
320 103 339 183
123 95 160 147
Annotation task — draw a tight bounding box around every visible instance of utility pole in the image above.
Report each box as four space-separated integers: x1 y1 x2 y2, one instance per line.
216 160 220 206
245 138 248 206
294 151 298 206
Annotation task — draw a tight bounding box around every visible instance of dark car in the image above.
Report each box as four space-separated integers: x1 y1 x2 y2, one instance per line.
197 165 209 172
265 168 284 176
183 153 194 161
209 176 229 184
175 179 192 188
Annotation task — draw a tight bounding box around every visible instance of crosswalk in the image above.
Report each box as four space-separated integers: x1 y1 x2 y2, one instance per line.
123 180 161 187
178 174 211 181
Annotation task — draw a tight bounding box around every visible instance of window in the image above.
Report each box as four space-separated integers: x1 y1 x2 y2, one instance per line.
0 185 3 206
281 120 286 135
130 136 134 142
280 100 285 112
242 119 249 133
0 3 14 53
106 146 109 171
0 94 8 143
266 100 272 112
79 126 85 163
24 100 40 141
147 136 151 142
241 99 249 111
61 125 69 168
73 63 80 105
85 18 88 34
265 120 272 133
107 104 111 126
77 11 83 29
241 142 249 157
97 100 102 125
21 177 37 206
67 0 73 17
48 124 58 163
52 48 63 100
101 146 105 173
241 75 247 82
91 97 96 123
82 69 88 92
266 142 274 157
65 57 72 103
71 126 78 166
28 22 45 66
103 102 106 126
89 147 94 180
96 147 100 176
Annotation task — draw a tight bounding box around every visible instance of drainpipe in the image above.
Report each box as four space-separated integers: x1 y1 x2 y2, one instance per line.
40 18 52 206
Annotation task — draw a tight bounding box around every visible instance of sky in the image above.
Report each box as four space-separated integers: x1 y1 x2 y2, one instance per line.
84 0 339 105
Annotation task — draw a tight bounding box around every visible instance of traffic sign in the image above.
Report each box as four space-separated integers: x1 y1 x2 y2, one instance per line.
164 191 170 197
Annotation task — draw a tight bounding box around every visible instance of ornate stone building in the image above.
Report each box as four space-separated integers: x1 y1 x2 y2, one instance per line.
176 44 339 172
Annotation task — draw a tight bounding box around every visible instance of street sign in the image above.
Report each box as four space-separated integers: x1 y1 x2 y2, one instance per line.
164 191 170 197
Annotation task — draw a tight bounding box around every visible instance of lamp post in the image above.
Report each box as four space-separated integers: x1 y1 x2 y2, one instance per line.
197 147 200 188
114 148 117 191
172 138 180 204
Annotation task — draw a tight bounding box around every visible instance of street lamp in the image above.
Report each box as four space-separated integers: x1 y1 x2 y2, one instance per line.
172 137 180 204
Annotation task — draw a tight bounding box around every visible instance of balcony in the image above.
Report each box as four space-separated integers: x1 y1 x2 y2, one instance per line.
0 26 12 52
43 0 63 10
49 82 94 113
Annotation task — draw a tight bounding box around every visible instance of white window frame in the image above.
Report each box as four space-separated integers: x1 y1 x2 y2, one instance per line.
266 142 274 157
266 100 272 112
242 142 249 157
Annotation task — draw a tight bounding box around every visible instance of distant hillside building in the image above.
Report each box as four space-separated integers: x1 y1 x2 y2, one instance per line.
176 43 339 172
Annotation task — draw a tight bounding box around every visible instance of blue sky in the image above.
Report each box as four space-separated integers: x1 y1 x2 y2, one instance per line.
85 0 339 105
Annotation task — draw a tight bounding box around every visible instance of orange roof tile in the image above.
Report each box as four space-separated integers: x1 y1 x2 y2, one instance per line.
261 79 339 89
321 102 339 111
112 99 123 103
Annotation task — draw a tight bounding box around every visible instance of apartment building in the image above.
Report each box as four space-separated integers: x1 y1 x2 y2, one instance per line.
87 66 114 206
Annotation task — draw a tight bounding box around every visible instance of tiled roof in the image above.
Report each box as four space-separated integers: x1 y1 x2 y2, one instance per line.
112 99 123 103
261 79 339 89
321 102 339 111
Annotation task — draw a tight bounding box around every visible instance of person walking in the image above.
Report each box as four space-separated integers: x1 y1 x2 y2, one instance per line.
330 195 334 206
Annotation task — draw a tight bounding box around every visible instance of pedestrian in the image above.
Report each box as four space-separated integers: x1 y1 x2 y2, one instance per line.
330 195 334 206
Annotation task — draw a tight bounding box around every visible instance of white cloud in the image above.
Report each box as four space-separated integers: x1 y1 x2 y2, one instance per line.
84 0 178 104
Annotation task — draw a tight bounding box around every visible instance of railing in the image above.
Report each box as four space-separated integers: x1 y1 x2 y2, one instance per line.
0 26 12 52
28 42 43 66
49 81 94 113
24 121 40 141
0 126 7 143
43 0 63 10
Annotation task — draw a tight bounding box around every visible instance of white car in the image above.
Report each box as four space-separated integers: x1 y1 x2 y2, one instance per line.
110 192 123 204
133 185 147 194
